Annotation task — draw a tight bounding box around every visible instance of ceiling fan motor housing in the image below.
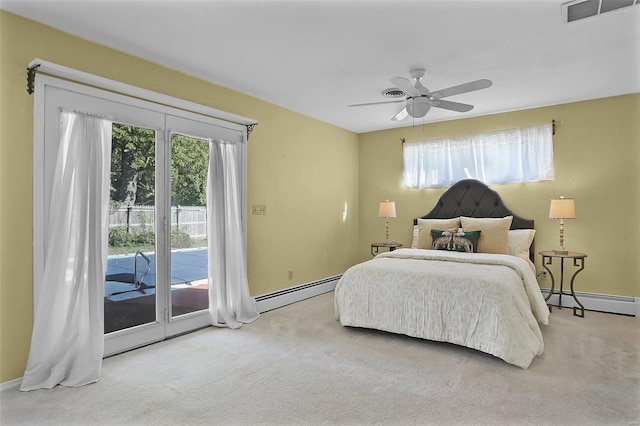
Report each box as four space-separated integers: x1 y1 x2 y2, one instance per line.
406 96 431 118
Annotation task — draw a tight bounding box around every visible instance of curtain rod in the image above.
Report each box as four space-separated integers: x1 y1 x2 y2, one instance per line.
26 59 258 137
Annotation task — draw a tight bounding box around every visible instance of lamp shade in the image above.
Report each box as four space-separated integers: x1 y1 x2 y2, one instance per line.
549 197 576 219
378 200 396 218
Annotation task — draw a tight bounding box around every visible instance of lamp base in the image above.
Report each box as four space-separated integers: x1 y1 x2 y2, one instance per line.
553 249 569 255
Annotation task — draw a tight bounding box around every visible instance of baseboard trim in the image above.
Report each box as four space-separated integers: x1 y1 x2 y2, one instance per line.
541 288 638 317
255 275 341 313
1 377 22 392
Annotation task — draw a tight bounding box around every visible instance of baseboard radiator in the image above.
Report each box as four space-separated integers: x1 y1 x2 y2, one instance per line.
253 279 638 317
541 289 639 317
254 275 341 313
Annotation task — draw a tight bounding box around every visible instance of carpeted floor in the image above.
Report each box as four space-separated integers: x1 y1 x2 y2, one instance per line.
2 291 639 425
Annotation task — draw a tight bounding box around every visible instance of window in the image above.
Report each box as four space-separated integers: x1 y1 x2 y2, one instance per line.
402 123 554 189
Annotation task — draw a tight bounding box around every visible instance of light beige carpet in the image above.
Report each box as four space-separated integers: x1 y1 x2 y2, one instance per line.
2 291 639 425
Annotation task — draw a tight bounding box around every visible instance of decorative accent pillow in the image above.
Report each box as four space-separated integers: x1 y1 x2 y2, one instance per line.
416 218 461 249
431 229 481 253
460 216 513 254
508 229 536 259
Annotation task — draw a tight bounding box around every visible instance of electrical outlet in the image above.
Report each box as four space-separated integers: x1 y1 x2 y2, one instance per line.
288 270 293 280
252 204 267 215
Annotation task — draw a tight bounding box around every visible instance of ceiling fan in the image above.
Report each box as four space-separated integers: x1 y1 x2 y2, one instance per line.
348 68 492 121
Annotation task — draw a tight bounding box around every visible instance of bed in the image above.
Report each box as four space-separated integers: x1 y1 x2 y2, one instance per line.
334 179 549 369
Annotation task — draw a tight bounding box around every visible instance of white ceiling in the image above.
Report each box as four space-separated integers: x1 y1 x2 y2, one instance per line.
2 0 639 133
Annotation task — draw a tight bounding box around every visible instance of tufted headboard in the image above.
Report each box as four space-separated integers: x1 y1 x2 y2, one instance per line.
413 179 535 259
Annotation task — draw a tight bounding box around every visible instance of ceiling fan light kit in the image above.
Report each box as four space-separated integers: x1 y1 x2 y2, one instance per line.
349 68 493 121
406 97 431 118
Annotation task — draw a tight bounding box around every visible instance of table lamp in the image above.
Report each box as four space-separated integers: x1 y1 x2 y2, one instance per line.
378 200 396 244
549 196 576 255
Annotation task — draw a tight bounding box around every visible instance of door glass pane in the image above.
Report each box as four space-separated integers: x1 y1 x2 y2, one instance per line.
104 124 157 333
170 134 210 318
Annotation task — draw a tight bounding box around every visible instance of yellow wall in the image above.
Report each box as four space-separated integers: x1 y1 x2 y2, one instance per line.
0 11 360 383
359 94 640 299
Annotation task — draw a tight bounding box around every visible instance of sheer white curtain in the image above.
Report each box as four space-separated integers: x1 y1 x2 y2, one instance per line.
207 140 259 329
403 123 554 189
21 111 112 391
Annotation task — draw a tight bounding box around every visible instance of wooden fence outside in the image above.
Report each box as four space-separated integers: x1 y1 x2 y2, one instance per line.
108 205 207 239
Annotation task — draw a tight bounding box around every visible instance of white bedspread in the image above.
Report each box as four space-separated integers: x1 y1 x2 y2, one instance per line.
334 248 550 369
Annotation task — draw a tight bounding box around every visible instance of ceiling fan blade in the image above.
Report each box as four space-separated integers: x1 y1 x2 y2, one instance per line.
430 79 492 99
348 99 405 107
414 80 430 96
390 77 420 97
391 107 409 121
431 99 474 112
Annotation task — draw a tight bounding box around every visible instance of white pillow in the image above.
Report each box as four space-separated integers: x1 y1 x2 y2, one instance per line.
508 229 536 259
411 225 419 248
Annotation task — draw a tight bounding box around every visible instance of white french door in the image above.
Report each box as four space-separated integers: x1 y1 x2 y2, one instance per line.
162 115 245 339
34 76 247 357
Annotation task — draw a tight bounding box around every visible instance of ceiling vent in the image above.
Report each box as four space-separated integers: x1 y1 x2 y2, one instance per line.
381 88 405 98
562 0 638 23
